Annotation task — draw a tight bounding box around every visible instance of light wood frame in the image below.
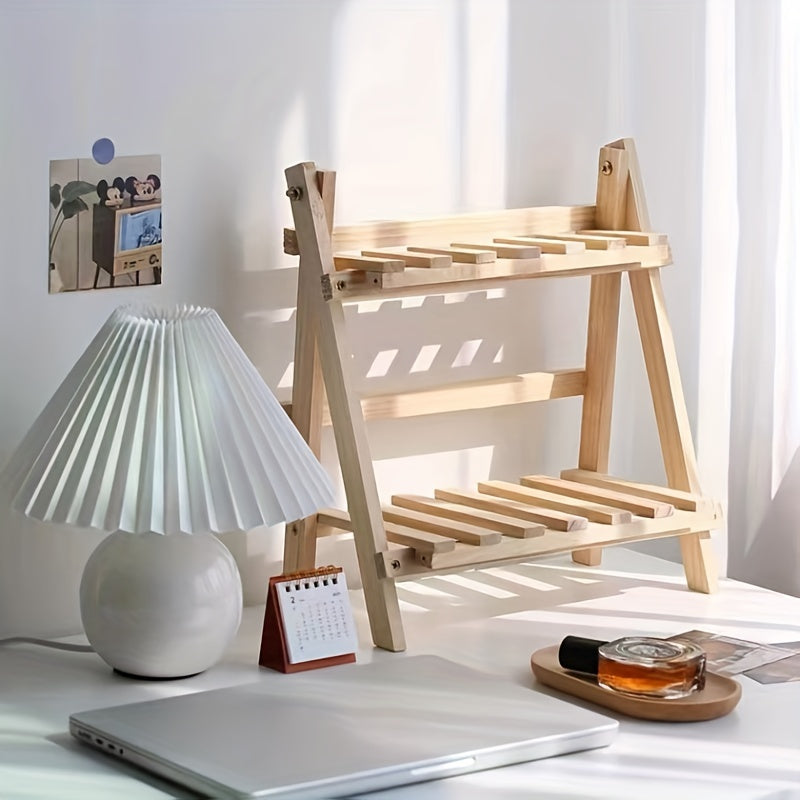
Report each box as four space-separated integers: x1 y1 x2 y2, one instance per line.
282 139 718 652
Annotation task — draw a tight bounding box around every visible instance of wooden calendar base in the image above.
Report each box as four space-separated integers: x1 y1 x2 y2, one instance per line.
258 567 358 674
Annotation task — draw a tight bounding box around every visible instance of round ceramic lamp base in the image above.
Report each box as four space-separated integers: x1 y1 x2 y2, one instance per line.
79 531 243 679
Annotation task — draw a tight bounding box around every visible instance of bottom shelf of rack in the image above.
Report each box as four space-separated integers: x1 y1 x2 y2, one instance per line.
377 508 719 579
316 471 721 580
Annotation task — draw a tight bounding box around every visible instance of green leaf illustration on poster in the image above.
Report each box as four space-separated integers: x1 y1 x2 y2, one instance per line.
49 180 97 262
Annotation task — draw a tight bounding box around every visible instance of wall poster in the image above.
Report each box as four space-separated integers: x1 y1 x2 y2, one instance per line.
49 149 162 293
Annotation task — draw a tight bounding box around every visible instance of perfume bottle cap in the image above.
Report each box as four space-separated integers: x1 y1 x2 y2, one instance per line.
558 635 607 675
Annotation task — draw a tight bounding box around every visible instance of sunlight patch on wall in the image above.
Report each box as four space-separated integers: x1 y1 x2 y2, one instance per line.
410 344 441 374
452 339 482 367
244 307 296 324
373 446 495 499
276 94 309 197
330 1 458 220
277 362 294 390
329 0 508 219
771 0 800 489
366 349 399 379
401 296 427 309
355 299 386 314
458 0 509 210
247 93 308 273
696 0 737 569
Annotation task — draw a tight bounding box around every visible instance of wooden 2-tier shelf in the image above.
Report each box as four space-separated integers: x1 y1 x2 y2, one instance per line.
282 138 720 652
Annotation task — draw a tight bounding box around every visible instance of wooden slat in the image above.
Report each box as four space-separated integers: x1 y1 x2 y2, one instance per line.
283 211 671 256
334 254 405 272
360 248 452 268
284 227 300 255
317 507 456 554
381 506 502 546
524 233 626 250
572 548 602 566
391 494 545 538
406 245 496 264
434 487 588 532
451 241 541 259
381 506 719 576
560 469 711 513
520 475 673 518
493 236 585 254
324 245 671 301
579 230 668 246
323 260 539 297
316 507 354 530
283 205 598 254
478 480 632 525
383 525 457 555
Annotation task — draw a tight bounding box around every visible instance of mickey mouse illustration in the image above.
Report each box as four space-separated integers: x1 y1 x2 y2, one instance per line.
125 174 161 203
96 177 126 207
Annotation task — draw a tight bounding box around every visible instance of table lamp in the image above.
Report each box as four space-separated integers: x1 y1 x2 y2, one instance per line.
1 305 334 679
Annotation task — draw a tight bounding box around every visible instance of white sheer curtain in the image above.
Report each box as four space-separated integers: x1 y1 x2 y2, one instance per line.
709 0 800 594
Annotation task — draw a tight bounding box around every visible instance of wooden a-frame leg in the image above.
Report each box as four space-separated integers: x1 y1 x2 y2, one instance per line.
629 268 717 592
571 141 634 568
320 298 408 650
283 172 336 573
573 272 622 567
283 304 325 572
285 162 406 651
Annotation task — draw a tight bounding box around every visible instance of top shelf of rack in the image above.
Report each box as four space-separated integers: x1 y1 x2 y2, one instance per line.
284 204 671 301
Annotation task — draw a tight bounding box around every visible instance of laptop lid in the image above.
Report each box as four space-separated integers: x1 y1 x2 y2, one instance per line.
70 654 617 799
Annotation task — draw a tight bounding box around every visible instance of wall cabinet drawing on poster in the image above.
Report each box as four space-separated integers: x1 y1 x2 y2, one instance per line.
49 154 162 293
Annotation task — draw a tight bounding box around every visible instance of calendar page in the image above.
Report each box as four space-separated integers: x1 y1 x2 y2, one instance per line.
274 570 359 664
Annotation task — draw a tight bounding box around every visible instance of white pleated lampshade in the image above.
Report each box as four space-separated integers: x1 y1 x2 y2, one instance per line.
5 305 334 534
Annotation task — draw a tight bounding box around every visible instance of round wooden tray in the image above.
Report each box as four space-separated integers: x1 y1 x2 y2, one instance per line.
531 645 741 722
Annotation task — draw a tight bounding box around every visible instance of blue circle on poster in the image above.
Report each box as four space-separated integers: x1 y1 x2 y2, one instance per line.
92 138 116 165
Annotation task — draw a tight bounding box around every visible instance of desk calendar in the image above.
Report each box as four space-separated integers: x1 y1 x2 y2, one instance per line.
258 566 358 673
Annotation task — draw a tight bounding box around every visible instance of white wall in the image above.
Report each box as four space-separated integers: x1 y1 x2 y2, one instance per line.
0 0 711 637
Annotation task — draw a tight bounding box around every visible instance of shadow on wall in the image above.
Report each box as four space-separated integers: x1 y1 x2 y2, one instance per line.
212 0 347 338
729 447 800 598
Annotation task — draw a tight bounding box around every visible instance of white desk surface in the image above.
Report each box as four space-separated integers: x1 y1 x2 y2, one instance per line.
2 548 800 800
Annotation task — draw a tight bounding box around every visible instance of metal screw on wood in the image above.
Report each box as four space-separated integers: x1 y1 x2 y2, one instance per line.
391 559 401 570
286 186 303 201
336 280 345 290
600 160 613 176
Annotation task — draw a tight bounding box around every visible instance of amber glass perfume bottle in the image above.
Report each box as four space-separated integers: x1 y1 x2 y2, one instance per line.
558 635 707 699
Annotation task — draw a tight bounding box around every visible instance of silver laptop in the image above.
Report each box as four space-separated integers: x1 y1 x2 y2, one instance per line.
70 655 617 799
